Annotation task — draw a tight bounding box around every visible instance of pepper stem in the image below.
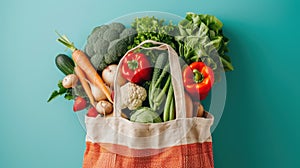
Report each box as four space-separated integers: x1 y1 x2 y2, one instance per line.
193 69 204 83
127 60 139 70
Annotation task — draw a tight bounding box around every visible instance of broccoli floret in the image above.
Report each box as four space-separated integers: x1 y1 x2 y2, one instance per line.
107 39 128 57
98 61 108 71
94 39 109 55
109 22 125 33
84 43 95 57
120 28 137 44
93 25 109 39
104 53 119 65
90 53 105 70
87 25 109 44
107 39 118 56
103 29 119 42
120 28 137 39
87 33 99 44
115 39 129 57
92 25 109 34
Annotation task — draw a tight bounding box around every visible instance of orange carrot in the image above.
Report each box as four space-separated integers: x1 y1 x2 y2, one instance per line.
74 66 96 107
56 32 113 103
72 50 113 103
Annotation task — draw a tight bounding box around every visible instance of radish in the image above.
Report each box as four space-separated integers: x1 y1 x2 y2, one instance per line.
87 107 98 117
73 96 87 112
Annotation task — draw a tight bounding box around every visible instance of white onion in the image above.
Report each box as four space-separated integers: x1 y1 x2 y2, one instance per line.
102 64 126 87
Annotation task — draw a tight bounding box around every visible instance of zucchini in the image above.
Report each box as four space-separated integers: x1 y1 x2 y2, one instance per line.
55 54 75 75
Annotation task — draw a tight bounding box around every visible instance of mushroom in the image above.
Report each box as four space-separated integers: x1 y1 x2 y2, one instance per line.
96 100 113 115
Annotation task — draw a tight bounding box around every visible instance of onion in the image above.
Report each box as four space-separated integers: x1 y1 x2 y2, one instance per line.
102 64 126 87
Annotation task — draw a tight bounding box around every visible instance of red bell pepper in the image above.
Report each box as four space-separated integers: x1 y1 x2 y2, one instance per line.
183 62 214 100
121 52 152 84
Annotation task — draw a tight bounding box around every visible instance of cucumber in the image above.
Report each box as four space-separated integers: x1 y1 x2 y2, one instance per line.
55 54 75 75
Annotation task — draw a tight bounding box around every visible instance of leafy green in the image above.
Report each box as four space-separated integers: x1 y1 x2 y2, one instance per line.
129 16 179 53
129 13 234 73
176 12 234 72
47 80 74 102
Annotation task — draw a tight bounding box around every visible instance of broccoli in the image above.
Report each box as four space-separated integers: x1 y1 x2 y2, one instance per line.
115 39 129 57
87 25 109 44
84 43 95 57
107 39 128 57
85 22 137 71
104 53 118 65
103 29 119 42
120 28 136 38
92 25 109 35
120 28 137 44
109 22 125 33
90 53 105 70
94 39 109 55
104 39 128 64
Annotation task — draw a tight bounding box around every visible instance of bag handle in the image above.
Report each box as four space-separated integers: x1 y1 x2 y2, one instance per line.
113 40 187 119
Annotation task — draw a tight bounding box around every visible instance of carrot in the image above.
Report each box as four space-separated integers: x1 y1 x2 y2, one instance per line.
74 66 96 107
56 32 113 103
72 50 113 103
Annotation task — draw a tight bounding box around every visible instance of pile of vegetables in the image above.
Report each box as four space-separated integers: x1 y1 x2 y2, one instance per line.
48 12 234 123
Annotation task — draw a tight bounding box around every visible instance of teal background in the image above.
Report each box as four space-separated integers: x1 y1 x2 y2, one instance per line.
0 0 299 167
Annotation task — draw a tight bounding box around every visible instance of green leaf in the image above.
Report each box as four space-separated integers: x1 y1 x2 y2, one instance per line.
47 80 74 102
47 90 60 102
64 93 74 100
221 57 234 71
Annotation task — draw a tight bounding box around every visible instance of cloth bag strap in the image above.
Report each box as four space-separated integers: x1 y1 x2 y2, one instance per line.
113 40 187 119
